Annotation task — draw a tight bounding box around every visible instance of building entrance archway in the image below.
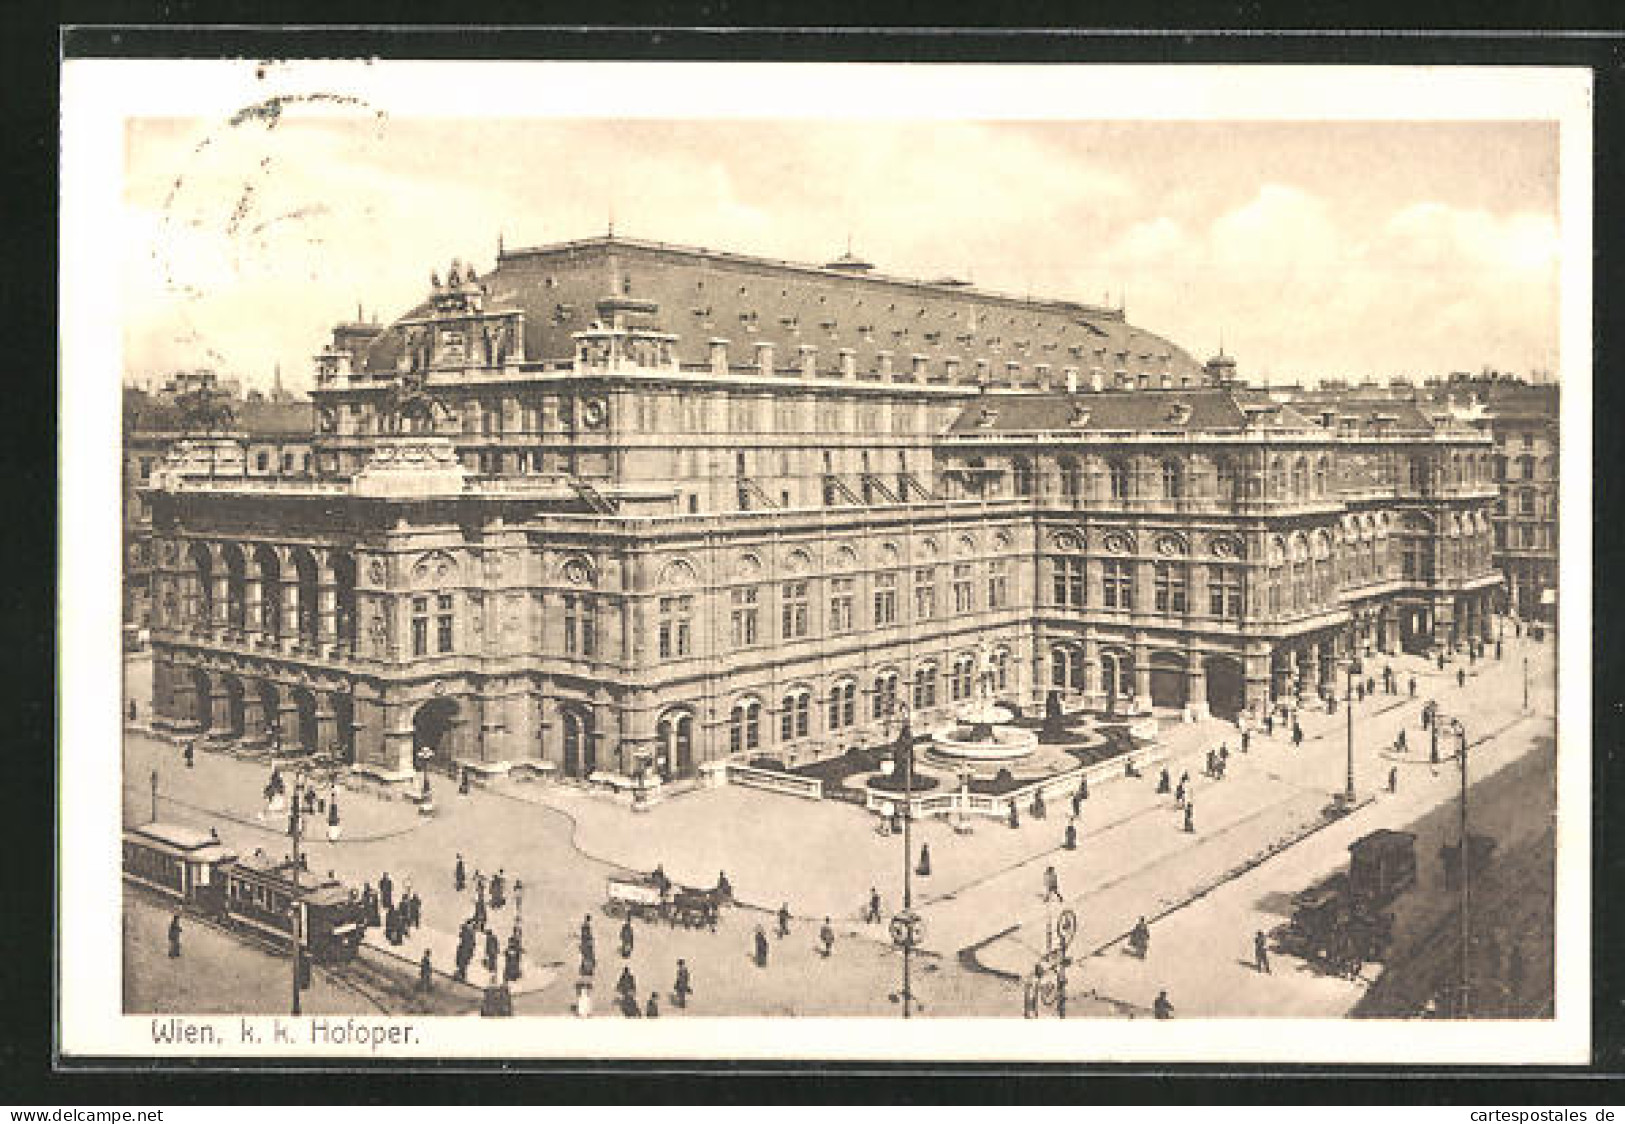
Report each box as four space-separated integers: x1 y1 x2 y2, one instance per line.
412 698 462 775
190 669 212 731
290 687 319 753
1148 651 1188 709
1203 655 1245 720
221 676 246 738
657 711 695 779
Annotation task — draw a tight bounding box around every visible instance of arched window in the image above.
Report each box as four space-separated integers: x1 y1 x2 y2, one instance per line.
780 688 811 742
912 663 938 710
729 698 762 754
827 680 857 731
872 670 900 720
1162 458 1183 500
1050 644 1085 692
1107 458 1130 501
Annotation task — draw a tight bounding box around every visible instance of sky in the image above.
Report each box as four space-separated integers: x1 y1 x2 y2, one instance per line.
122 114 1560 395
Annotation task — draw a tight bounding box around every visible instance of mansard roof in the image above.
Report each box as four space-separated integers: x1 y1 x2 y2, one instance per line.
358 235 1204 384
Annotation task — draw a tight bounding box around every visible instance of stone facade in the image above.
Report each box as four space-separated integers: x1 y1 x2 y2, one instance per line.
142 236 1502 786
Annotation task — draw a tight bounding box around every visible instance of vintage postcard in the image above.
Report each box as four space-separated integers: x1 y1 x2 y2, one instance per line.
58 57 1591 1064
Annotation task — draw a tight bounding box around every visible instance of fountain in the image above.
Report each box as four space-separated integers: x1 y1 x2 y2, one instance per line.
924 641 1081 779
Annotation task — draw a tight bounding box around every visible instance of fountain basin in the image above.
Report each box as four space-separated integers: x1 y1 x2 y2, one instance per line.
928 723 1040 763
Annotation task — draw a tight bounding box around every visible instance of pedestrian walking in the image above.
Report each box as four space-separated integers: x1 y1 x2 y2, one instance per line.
1457 668 1467 689
459 767 471 796
1023 967 1041 1018
580 914 594 952
128 699 137 723
777 903 791 938
1240 729 1251 754
454 853 466 893
819 917 835 958
865 887 883 924
1388 765 1399 794
645 993 660 1018
1070 789 1083 819
1153 990 1174 1019
1183 803 1195 834
1077 774 1089 802
380 872 394 912
1264 712 1274 736
472 894 487 934
1156 767 1171 794
673 959 692 1008
616 966 637 1002
1397 728 1408 752
1042 864 1063 903
491 869 507 911
916 842 932 877
1130 916 1150 959
1254 930 1271 974
1291 721 1304 748
1063 822 1077 851
362 884 380 929
504 933 522 983
620 918 635 959
183 742 195 769
384 904 401 946
1408 676 1417 698
1032 789 1046 819
167 912 182 958
1008 802 1020 830
580 946 596 979
479 929 497 975
1366 675 1375 697
455 924 474 982
753 925 770 968
1174 780 1186 809
1495 639 1504 661
418 950 434 993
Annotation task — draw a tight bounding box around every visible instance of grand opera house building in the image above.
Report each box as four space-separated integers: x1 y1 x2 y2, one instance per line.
141 234 1502 786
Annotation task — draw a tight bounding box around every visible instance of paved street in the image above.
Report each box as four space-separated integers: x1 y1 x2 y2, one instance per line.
122 624 1555 1018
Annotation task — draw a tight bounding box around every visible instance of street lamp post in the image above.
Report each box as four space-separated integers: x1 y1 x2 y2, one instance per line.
1439 716 1471 1016
1344 645 1362 807
287 773 305 1016
884 705 921 1019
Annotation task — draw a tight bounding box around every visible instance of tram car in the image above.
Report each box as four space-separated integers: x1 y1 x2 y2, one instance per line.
122 823 367 964
122 822 237 913
222 849 367 963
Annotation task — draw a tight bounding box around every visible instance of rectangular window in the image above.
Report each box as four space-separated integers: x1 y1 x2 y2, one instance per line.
953 564 974 614
988 561 1008 610
1209 566 1243 619
1053 558 1085 607
658 595 693 660
1153 564 1187 615
411 596 429 656
781 581 809 639
564 597 578 655
730 587 760 647
1103 559 1133 610
829 578 855 634
436 593 454 652
914 568 936 620
874 572 898 626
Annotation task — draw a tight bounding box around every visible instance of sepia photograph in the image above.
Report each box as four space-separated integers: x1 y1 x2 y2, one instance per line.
58 58 1591 1064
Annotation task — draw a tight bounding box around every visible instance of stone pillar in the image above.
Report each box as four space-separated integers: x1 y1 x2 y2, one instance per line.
318 581 338 650
207 686 233 741
1133 647 1152 707
1244 648 1272 718
1283 650 1299 702
210 569 229 633
755 341 775 377
839 348 856 379
282 581 300 652
278 701 300 753
244 573 263 637
877 351 894 382
479 694 506 764
169 668 200 733
1480 594 1494 641
912 355 929 383
241 690 269 746
797 344 817 379
315 696 338 756
1318 641 1336 692
1081 635 1101 709
708 338 729 376
1186 652 1210 721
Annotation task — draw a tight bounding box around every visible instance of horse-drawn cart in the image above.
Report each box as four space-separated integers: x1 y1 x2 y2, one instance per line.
603 874 667 921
